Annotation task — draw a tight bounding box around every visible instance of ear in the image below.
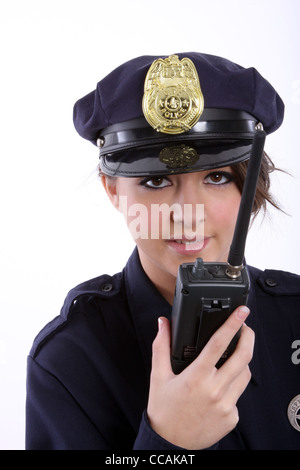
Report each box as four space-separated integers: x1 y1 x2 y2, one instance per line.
101 175 120 211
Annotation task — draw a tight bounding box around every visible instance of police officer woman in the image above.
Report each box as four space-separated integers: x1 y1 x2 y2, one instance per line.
26 53 300 450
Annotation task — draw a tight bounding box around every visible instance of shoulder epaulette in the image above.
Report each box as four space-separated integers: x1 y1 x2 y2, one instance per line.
256 269 300 296
29 271 123 358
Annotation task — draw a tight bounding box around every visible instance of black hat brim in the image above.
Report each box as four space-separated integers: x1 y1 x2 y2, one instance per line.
100 139 253 177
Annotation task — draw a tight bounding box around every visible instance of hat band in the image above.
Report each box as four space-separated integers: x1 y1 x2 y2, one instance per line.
98 109 258 155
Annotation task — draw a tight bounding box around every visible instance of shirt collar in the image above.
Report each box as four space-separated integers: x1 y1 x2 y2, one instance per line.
124 247 172 376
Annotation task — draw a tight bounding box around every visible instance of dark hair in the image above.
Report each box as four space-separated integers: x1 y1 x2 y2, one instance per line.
231 152 284 219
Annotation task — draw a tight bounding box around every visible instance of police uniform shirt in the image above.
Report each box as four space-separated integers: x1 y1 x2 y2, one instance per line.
26 248 300 450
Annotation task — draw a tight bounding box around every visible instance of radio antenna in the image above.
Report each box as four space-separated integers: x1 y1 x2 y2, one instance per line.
226 129 266 278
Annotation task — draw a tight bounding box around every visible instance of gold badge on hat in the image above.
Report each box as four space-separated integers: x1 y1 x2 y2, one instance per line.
287 395 300 432
143 55 204 134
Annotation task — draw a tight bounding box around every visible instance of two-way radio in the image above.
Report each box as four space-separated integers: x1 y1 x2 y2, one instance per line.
171 130 266 374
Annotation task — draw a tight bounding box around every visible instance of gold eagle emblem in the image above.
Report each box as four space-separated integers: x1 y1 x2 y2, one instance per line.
159 145 199 169
143 55 204 134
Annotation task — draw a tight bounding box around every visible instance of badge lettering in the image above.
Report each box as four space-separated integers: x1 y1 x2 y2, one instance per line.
287 395 300 432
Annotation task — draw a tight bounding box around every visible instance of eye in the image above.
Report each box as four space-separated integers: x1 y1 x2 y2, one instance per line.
140 176 172 189
204 171 234 185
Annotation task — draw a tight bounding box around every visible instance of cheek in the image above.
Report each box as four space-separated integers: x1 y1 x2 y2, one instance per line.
125 204 169 240
117 182 169 240
119 194 152 240
207 193 240 231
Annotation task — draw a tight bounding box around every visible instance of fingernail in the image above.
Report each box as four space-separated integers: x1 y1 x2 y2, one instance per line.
158 317 164 331
237 306 250 321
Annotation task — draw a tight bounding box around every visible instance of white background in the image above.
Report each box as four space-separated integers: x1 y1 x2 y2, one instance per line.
0 0 299 450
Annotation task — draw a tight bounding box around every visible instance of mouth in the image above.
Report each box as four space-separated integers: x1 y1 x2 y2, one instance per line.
167 236 210 254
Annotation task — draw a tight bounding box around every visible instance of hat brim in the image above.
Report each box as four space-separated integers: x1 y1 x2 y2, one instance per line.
100 139 253 177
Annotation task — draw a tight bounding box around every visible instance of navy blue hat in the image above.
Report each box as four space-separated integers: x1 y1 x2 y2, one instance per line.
73 52 284 176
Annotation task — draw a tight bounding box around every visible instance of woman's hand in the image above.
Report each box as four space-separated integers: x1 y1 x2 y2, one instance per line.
147 306 254 450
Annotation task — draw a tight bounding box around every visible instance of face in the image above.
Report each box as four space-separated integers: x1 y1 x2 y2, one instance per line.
102 168 241 303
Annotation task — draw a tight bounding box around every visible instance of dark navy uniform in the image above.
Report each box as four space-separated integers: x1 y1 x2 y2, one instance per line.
26 52 300 449
26 248 300 449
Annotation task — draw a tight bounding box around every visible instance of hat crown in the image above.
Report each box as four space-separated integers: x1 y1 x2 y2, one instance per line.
74 52 284 144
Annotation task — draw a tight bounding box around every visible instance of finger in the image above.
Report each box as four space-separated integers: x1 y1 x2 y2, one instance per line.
218 323 255 382
151 317 173 380
228 365 252 404
194 306 250 372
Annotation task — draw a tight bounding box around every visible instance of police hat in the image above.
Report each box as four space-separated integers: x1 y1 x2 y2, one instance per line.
73 52 284 177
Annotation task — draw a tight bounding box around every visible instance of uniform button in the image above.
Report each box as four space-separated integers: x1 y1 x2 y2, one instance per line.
101 283 113 292
265 278 277 287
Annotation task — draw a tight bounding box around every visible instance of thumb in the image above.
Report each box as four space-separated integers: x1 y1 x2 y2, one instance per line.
151 317 173 379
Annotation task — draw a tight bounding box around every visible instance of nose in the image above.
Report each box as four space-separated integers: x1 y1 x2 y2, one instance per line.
171 176 206 233
171 203 205 227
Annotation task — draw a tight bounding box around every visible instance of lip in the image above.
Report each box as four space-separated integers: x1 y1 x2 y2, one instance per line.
166 237 211 255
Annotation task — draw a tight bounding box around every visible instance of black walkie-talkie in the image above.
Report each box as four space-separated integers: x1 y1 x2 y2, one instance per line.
171 130 266 374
